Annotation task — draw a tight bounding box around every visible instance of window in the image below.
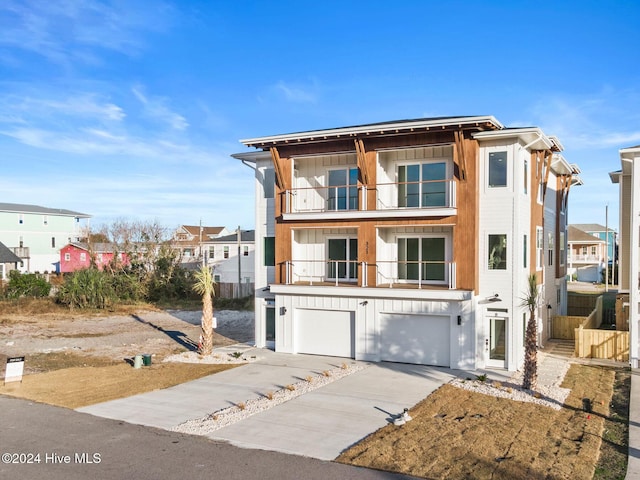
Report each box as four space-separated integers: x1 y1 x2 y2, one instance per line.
488 235 507 270
523 234 528 268
398 162 447 208
243 246 249 257
264 237 275 266
536 228 544 269
488 151 507 188
223 246 229 259
209 248 215 259
80 252 86 262
43 215 48 226
18 214 23 224
559 232 565 266
183 248 192 257
548 233 554 266
263 168 275 199
214 274 221 282
582 246 588 255
19 237 23 248
591 246 597 256
243 277 251 283
524 159 528 194
557 288 561 305
398 237 446 282
51 237 55 248
64 253 70 261
328 168 358 211
327 238 358 280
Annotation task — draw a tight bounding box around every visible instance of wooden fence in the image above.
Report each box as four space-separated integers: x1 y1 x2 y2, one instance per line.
552 296 629 361
574 327 629 362
215 282 254 299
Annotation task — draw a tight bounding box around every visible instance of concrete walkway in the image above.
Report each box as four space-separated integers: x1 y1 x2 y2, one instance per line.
78 349 475 460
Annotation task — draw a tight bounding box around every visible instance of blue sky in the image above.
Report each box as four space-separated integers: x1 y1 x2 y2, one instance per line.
1 1 639 233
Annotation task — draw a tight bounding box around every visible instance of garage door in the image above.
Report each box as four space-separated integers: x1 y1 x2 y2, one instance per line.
295 309 355 358
380 314 450 366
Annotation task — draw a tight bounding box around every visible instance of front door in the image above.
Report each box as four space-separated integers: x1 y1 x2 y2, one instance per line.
486 314 507 368
265 304 275 349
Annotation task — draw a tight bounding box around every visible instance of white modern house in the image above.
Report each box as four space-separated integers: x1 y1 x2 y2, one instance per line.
0 202 91 273
611 145 640 367
234 116 581 371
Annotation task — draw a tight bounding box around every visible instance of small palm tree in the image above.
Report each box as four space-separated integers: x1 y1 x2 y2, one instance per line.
521 273 541 390
192 266 215 356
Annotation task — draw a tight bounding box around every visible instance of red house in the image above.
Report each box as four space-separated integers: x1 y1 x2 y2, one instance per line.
59 242 130 273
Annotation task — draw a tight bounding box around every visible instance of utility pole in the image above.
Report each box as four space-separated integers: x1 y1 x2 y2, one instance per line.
237 225 241 298
605 204 609 292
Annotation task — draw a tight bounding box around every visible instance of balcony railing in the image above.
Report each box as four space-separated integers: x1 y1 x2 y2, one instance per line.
376 179 456 210
282 259 456 289
284 260 365 286
11 247 30 258
568 254 602 263
375 260 456 289
284 185 366 214
282 179 456 214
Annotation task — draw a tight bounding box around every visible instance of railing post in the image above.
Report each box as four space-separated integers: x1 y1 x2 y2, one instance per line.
285 261 291 285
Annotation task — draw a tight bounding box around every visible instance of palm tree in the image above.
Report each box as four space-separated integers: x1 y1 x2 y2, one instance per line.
192 266 215 355
521 273 541 390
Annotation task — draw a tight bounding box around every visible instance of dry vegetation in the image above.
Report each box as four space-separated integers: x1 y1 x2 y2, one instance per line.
0 360 237 409
338 364 626 480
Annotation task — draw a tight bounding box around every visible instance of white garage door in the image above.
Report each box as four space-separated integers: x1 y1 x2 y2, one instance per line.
295 309 355 358
380 314 450 366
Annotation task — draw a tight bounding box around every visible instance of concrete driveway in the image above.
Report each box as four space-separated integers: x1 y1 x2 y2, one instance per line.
78 349 472 460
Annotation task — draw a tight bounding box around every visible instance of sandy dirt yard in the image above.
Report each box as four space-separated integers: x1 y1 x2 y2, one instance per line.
0 309 255 374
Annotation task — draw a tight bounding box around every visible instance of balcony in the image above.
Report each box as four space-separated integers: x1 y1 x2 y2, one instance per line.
568 254 601 264
282 259 456 290
11 247 30 259
281 179 457 220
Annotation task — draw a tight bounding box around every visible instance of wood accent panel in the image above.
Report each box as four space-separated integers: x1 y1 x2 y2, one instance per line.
453 130 467 181
542 150 552 201
270 147 286 190
274 221 292 284
452 136 478 291
354 139 370 185
530 152 543 281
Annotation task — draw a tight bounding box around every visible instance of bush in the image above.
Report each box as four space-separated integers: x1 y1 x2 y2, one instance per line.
5 270 51 299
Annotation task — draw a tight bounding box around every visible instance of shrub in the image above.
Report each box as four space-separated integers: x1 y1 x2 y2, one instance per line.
56 268 116 309
5 270 51 299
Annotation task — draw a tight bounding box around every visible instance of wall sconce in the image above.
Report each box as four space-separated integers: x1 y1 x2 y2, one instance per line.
279 306 287 316
547 304 552 310
457 315 462 325
360 300 368 306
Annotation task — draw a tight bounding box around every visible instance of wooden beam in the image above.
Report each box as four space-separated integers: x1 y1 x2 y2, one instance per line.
354 139 369 185
269 146 286 190
542 150 552 200
453 130 467 181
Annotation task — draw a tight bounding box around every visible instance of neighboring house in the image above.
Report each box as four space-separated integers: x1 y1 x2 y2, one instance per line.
571 223 617 264
203 229 255 285
234 115 581 371
0 202 91 273
610 145 640 367
173 225 230 268
567 225 607 282
59 242 130 273
0 240 22 281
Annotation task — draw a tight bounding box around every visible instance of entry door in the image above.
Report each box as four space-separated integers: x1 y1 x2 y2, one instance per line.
486 314 507 368
265 305 275 349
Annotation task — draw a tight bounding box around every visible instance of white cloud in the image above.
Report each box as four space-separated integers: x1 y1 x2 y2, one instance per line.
274 81 318 103
132 85 189 131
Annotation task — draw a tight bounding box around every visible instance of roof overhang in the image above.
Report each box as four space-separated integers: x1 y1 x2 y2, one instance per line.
231 150 272 163
620 146 640 175
472 127 558 151
240 116 504 149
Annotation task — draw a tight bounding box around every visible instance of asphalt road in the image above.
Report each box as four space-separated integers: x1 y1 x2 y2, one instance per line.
0 396 418 480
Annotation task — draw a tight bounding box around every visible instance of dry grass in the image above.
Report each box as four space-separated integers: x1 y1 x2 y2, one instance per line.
337 364 618 480
0 361 237 409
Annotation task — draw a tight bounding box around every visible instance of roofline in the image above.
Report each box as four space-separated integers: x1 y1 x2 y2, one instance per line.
240 116 504 148
473 127 557 151
231 151 273 162
621 146 640 160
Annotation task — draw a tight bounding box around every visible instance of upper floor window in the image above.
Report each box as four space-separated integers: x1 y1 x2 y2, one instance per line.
64 253 70 261
536 228 544 269
328 238 358 281
591 246 597 256
548 233 554 266
243 246 249 257
398 162 447 208
327 168 358 211
524 158 528 194
488 152 507 188
398 237 446 282
559 232 565 266
488 234 507 270
43 215 48 226
223 246 229 259
264 237 275 266
80 252 86 262
263 168 275 199
523 234 528 268
18 214 24 224
209 248 215 259
51 237 55 248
